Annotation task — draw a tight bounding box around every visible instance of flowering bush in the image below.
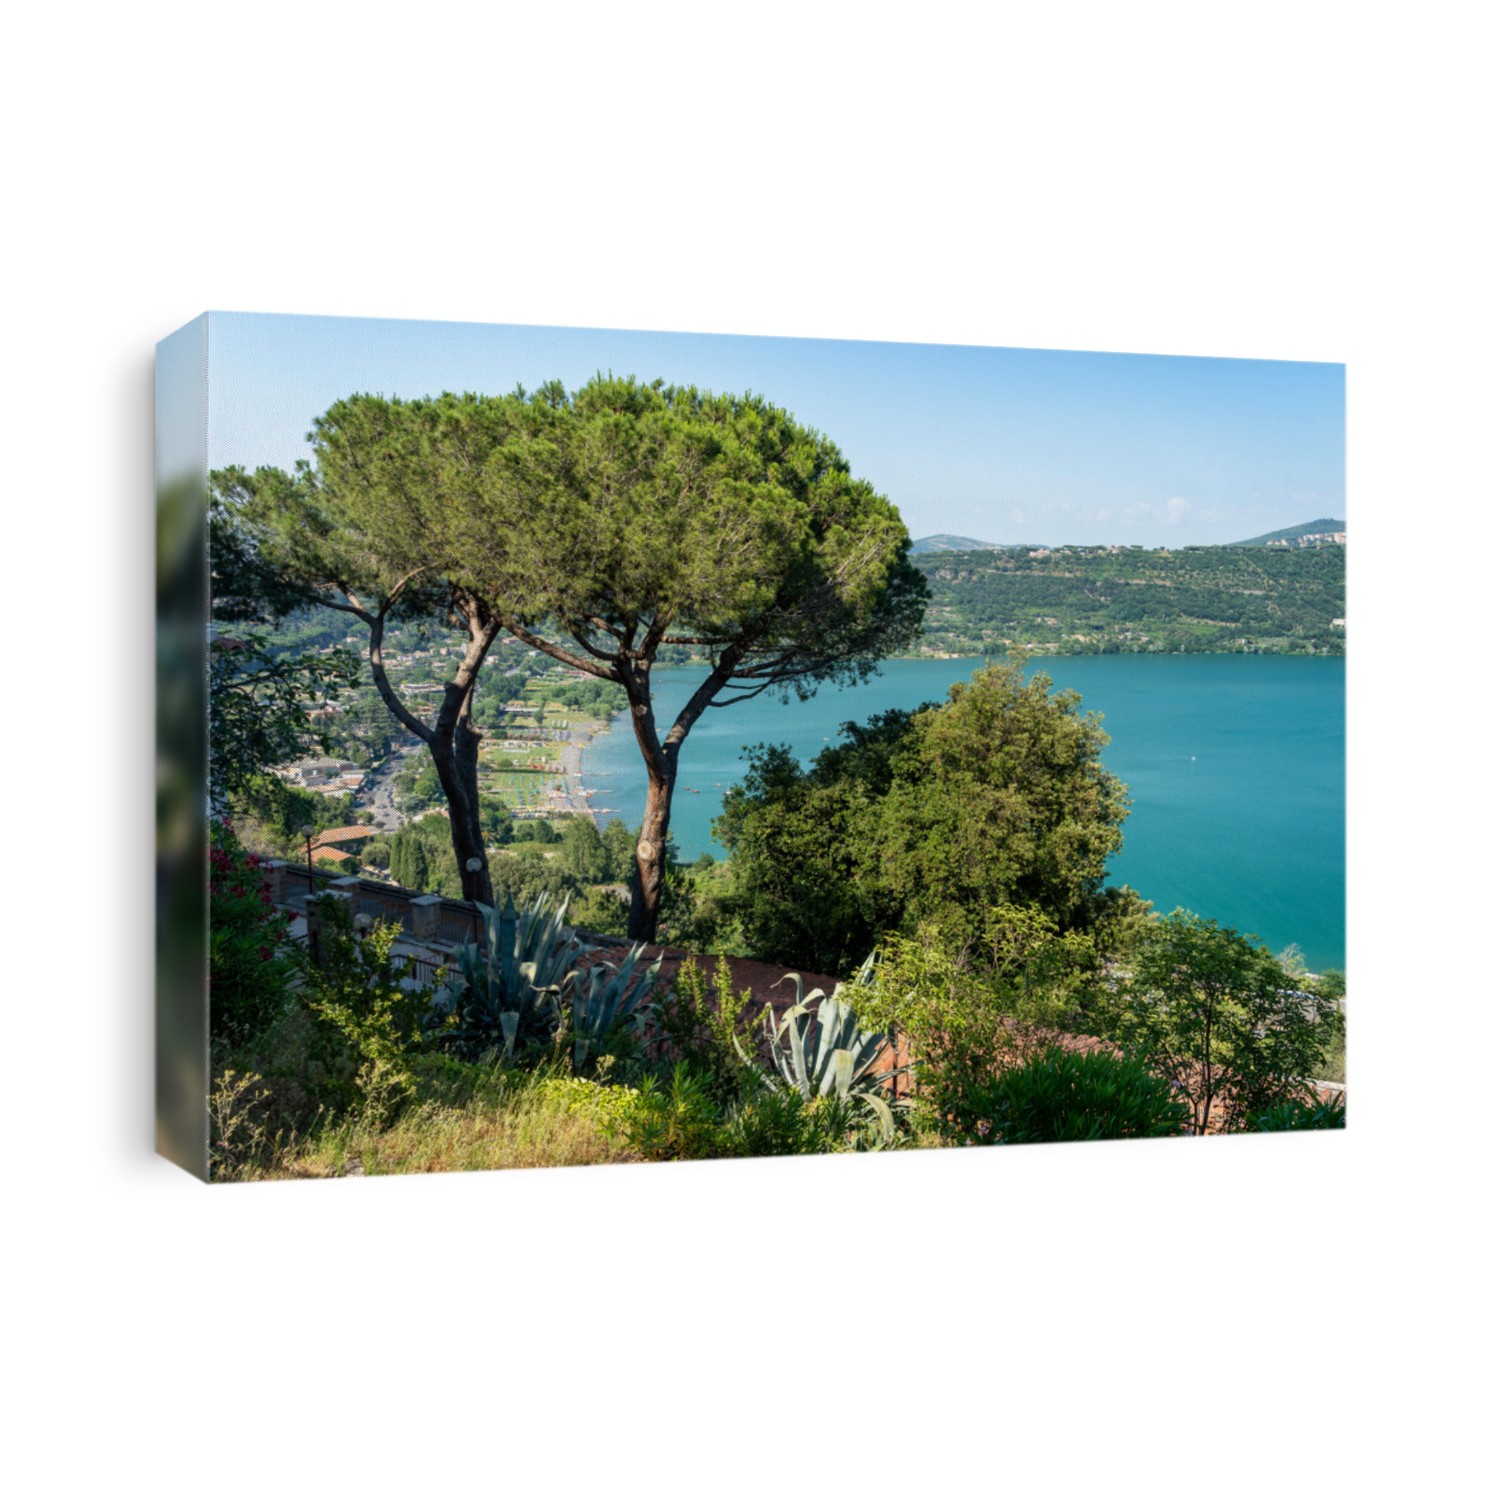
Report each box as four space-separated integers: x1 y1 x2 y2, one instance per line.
210 820 296 1048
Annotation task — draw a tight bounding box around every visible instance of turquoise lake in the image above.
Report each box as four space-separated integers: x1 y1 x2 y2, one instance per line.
581 656 1346 973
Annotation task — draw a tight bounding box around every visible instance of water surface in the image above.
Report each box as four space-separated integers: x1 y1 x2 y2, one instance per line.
584 655 1345 971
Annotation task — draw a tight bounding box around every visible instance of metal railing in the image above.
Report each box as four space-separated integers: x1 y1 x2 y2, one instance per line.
393 949 453 989
432 903 483 947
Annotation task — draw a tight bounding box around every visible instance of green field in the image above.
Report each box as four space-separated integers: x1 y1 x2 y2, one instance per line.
483 743 562 771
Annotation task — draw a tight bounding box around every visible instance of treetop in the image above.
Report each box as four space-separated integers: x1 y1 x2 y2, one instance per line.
215 374 927 705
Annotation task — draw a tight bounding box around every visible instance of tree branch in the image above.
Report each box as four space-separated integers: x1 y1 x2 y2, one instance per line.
501 619 621 681
701 679 784 709
366 615 436 744
664 640 748 748
386 565 433 610
434 601 503 740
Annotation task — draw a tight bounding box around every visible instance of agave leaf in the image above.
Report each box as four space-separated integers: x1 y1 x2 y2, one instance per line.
499 1012 520 1065
784 1006 813 1096
571 942 661 1068
862 1090 895 1147
830 1048 855 1099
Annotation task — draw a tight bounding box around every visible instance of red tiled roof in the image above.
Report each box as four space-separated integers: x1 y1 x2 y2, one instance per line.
311 825 376 847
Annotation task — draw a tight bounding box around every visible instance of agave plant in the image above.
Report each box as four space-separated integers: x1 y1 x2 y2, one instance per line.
428 894 588 1061
739 963 907 1147
571 942 663 1070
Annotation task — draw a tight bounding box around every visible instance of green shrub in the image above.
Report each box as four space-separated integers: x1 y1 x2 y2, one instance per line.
531 1073 639 1136
651 956 760 1106
1310 977 1346 1083
1106 911 1344 1134
299 899 431 1124
856 929 1026 1136
617 962 865 1160
615 1063 727 1162
406 1052 495 1108
954 1046 1189 1145
719 1087 853 1158
568 884 630 938
613 1064 852 1163
209 820 298 1048
1244 1093 1346 1133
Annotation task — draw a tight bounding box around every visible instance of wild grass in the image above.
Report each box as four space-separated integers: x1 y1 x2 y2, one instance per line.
215 1063 641 1181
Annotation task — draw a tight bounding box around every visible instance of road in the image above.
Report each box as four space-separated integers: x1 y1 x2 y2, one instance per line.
355 743 422 832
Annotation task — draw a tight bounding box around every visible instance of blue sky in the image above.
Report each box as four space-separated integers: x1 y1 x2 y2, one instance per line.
199 311 1344 547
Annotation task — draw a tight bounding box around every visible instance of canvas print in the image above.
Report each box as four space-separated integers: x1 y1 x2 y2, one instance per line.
156 312 1346 1181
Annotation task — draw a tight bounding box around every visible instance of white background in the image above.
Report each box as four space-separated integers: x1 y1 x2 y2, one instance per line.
4 2 1494 1494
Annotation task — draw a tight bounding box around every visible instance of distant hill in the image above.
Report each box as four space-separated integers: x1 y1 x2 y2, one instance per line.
1231 518 1346 547
910 534 1005 554
915 543 1345 656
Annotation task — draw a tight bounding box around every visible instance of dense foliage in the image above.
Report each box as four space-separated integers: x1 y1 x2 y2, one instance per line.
1101 910 1343 1134
715 658 1134 976
232 780 358 859
958 1046 1189 1144
209 898 886 1179
208 822 297 1048
855 919 1104 1142
1242 1094 1346 1132
299 900 431 1122
208 633 359 812
208 876 1344 1180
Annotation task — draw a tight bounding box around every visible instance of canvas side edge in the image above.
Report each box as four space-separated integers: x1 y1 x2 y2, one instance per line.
155 315 211 1180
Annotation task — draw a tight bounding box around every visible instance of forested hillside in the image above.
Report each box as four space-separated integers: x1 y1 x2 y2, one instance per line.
1231 518 1345 547
916 545 1345 655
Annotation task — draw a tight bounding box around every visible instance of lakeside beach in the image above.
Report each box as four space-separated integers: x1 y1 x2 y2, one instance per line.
561 719 610 827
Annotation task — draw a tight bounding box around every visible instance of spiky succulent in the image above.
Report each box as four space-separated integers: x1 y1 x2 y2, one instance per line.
741 964 907 1146
428 894 589 1061
571 943 663 1070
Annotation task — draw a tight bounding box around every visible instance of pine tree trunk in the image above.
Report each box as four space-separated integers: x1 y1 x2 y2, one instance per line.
628 766 673 942
432 734 494 906
500 633 742 945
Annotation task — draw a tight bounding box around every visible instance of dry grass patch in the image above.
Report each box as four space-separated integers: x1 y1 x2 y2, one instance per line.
273 1070 642 1179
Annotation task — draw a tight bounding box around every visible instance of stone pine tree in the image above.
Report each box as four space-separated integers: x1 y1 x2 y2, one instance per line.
223 377 927 937
473 376 928 940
